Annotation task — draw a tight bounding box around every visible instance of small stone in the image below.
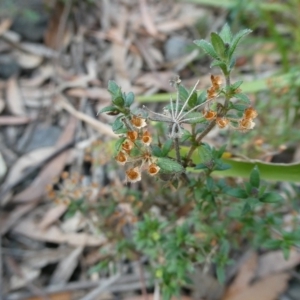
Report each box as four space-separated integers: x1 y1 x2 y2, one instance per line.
0 55 20 79
164 36 190 61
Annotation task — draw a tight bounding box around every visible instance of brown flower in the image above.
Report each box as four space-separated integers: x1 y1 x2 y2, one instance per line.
243 107 258 120
122 140 133 153
211 75 222 89
203 110 217 121
148 163 160 176
127 131 138 141
216 117 229 129
142 131 152 145
126 167 142 183
131 116 147 129
207 86 217 99
239 118 255 130
115 151 127 165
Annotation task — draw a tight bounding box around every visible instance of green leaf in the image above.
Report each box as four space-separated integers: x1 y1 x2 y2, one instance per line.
178 85 189 102
190 152 300 183
210 60 228 74
259 185 268 196
108 81 125 107
259 192 283 203
187 91 198 108
156 157 184 174
231 103 248 111
194 163 208 170
231 80 243 90
229 56 236 70
197 90 207 104
112 117 124 132
114 137 126 153
282 247 290 260
162 139 173 156
97 105 119 115
216 265 225 284
125 92 135 107
180 129 192 143
242 203 251 215
211 32 226 58
215 144 227 158
183 112 205 124
112 96 124 107
198 143 213 164
244 182 252 195
250 166 260 188
226 188 248 199
194 39 219 60
219 23 232 44
151 145 163 157
213 161 231 171
108 80 121 96
206 176 214 191
234 93 251 104
263 239 282 249
229 28 252 59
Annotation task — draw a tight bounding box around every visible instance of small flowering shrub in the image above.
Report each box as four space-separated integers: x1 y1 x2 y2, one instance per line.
96 25 298 299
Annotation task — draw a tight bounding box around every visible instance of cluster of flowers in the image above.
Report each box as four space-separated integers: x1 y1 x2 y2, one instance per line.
115 116 160 183
203 75 258 130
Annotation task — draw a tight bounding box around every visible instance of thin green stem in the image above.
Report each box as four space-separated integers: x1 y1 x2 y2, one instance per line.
174 137 182 164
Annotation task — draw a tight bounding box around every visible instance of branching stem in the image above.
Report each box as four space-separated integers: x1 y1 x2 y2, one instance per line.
184 73 231 166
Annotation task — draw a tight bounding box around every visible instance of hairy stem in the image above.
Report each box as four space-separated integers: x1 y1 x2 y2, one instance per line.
174 137 182 164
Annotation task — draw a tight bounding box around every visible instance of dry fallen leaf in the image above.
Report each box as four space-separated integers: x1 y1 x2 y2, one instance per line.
14 50 43 69
24 248 73 269
0 18 12 36
223 249 298 300
13 218 106 247
13 118 77 202
0 203 36 235
44 1 72 50
26 292 72 300
223 251 258 299
38 204 68 230
0 151 7 180
256 249 300 279
0 115 32 125
156 4 207 33
66 87 110 100
50 247 83 285
0 147 55 204
223 273 290 300
0 97 5 113
139 0 158 36
10 265 40 291
21 85 54 108
6 77 26 116
20 64 54 88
